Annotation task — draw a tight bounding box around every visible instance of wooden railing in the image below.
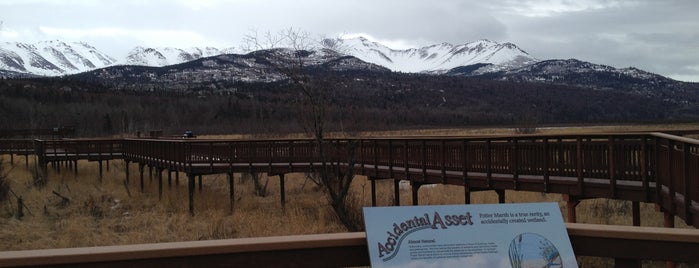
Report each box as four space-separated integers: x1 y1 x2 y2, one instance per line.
0 224 697 267
2 133 697 228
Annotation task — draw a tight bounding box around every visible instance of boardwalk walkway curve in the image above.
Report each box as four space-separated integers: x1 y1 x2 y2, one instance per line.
1 132 697 228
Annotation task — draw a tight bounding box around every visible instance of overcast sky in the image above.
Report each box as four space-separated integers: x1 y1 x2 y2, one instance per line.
1 0 697 82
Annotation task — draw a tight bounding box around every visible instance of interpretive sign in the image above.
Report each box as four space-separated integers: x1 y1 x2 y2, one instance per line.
363 202 577 268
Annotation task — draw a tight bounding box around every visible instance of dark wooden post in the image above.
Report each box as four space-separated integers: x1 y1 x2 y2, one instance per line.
188 174 196 215
228 172 235 212
411 183 420 205
393 179 400 206
34 139 48 185
496 189 505 204
98 160 103 182
664 211 676 268
148 165 153 182
157 168 163 200
464 187 471 204
139 164 145 193
564 194 580 223
124 160 130 185
632 201 641 226
16 197 24 220
73 160 78 177
176 171 180 186
198 175 203 192
167 170 172 188
370 178 377 207
279 174 286 208
609 136 616 198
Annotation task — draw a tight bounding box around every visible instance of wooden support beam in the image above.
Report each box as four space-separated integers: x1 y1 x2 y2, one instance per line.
175 171 180 186
167 171 172 188
228 173 234 213
188 174 195 215
632 201 640 226
464 186 471 204
564 194 581 223
139 164 145 193
124 161 129 185
279 174 286 208
370 178 376 207
411 183 420 206
98 161 103 182
157 168 163 200
198 175 203 192
496 189 505 204
393 179 400 206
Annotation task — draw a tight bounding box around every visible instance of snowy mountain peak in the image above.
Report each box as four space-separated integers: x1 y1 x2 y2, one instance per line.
0 40 117 76
330 36 536 73
123 46 224 66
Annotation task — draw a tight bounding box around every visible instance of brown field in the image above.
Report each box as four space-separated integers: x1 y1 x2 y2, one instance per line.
1 125 698 267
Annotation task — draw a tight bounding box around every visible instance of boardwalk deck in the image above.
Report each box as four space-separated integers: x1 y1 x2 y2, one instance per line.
1 132 697 228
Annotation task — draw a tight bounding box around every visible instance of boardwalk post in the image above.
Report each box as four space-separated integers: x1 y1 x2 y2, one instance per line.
464 187 471 204
393 179 400 206
73 160 78 177
576 137 584 195
495 189 505 204
188 173 195 215
176 171 180 186
139 163 145 193
664 210 677 268
158 168 163 200
632 201 641 226
34 139 48 185
198 175 203 192
98 160 103 182
411 182 420 205
370 178 376 207
683 142 693 226
167 170 172 188
124 160 130 185
609 136 617 198
229 172 234 212
279 174 286 208
564 194 580 223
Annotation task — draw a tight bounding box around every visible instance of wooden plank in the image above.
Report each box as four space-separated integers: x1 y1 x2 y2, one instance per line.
1 224 698 267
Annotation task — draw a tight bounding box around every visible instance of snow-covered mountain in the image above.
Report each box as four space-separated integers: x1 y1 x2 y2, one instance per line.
0 40 117 76
124 46 226 66
326 37 537 73
0 41 233 77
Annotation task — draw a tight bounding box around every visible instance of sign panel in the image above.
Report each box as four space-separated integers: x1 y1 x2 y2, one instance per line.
363 202 577 268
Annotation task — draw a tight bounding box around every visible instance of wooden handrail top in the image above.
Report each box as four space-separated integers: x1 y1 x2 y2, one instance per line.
651 132 699 146
1 224 698 267
566 223 699 243
0 232 366 267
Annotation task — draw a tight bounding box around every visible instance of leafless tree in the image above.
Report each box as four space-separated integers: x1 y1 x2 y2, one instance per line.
241 28 361 231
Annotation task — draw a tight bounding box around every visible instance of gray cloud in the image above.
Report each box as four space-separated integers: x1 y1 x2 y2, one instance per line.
0 0 697 81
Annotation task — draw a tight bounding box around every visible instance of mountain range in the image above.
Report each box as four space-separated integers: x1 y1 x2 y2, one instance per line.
0 37 536 76
0 37 693 95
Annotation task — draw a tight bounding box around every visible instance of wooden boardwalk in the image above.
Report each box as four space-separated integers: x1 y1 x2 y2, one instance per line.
1 132 697 228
